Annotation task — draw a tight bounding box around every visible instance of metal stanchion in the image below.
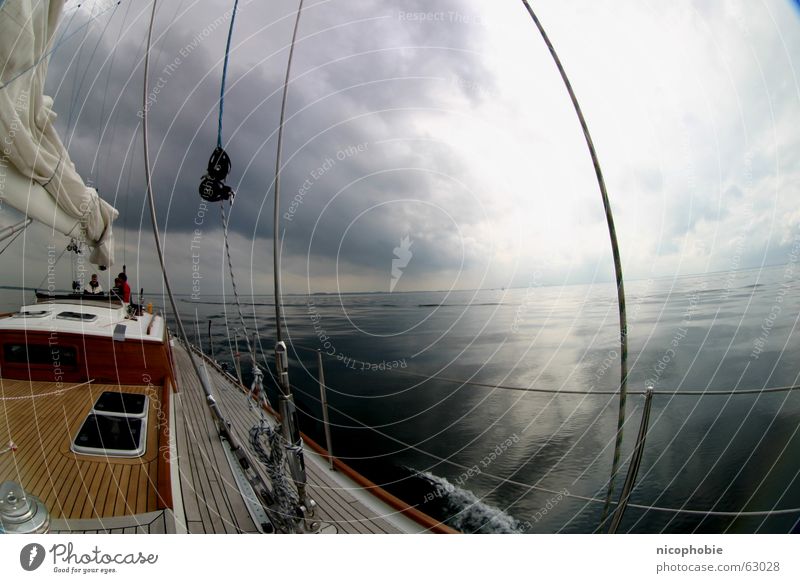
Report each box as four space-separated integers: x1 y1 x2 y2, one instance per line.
317 350 334 470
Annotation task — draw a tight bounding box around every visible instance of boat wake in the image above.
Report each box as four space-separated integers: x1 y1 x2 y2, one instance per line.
411 469 523 534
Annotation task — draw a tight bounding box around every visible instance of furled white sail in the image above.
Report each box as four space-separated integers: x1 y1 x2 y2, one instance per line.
0 0 118 266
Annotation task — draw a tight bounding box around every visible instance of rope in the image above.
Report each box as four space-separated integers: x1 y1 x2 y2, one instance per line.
65 0 120 141
272 0 306 344
220 201 254 360
0 379 94 401
521 0 628 525
289 344 800 397
35 241 72 290
249 421 300 532
0 228 24 257
217 0 239 147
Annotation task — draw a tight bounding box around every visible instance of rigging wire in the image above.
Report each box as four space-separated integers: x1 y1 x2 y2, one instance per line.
0 1 122 90
0 228 24 257
272 0 306 343
140 0 276 525
217 0 239 147
220 200 255 361
35 241 72 290
142 0 218 423
520 0 629 526
65 1 120 141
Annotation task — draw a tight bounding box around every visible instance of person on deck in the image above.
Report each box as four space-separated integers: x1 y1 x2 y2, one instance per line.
117 272 131 303
111 277 123 301
85 273 103 295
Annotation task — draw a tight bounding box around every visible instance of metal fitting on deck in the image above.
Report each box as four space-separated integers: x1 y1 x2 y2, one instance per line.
0 481 50 534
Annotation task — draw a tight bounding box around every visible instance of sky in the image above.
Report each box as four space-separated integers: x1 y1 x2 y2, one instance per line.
1 0 799 296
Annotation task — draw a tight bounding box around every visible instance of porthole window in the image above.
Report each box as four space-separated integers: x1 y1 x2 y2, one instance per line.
3 344 77 367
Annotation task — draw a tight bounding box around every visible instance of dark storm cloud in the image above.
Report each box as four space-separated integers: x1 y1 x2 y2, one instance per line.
32 0 799 293
45 0 498 289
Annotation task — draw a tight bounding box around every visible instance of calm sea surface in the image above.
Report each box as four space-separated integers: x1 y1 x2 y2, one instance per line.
178 263 800 533
3 264 798 532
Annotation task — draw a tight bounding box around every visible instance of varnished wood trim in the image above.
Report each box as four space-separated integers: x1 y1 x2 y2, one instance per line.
300 434 458 534
0 330 172 385
156 379 173 509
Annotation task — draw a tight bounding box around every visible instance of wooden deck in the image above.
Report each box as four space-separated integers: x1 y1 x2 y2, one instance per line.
1 341 432 534
171 342 404 534
51 509 176 533
0 379 164 520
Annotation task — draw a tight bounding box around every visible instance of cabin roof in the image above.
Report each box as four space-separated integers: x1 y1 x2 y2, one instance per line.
0 300 165 343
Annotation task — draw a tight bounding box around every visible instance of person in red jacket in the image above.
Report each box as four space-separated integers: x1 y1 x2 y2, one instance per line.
117 272 131 303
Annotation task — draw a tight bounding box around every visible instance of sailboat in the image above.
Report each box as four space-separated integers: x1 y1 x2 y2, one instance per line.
4 0 797 537
0 0 455 535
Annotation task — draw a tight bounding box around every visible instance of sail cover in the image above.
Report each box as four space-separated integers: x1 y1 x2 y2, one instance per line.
0 0 118 266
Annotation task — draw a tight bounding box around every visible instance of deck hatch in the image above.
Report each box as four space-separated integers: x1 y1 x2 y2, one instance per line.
71 392 149 457
72 415 145 457
15 310 48 318
57 311 97 322
93 391 147 418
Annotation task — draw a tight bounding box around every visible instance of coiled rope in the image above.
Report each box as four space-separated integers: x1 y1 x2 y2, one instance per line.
249 422 300 532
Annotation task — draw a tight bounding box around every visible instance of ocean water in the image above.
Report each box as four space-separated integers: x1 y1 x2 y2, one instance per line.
2 264 797 532
178 263 800 533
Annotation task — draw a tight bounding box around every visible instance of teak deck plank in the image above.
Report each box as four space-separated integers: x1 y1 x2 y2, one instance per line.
171 346 257 533
172 394 203 524
173 344 402 534
0 379 163 520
